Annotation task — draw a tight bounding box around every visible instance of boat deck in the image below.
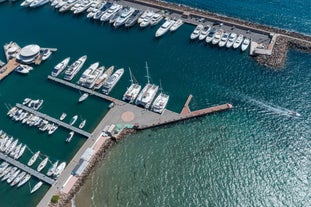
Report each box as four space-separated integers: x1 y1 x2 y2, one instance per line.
0 59 20 81
0 152 54 185
15 104 91 138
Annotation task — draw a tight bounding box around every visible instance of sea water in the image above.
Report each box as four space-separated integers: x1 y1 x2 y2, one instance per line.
0 1 310 206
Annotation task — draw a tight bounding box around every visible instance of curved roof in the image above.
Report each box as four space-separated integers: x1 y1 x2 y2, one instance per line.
19 44 40 57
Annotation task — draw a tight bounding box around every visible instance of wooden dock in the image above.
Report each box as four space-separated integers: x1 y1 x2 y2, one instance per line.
0 152 54 185
47 75 120 104
16 104 91 138
0 59 19 81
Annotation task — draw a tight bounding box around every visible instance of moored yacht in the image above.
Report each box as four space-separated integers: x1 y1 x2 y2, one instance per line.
155 18 175 37
102 68 124 95
139 10 155 27
190 24 204 40
11 171 26 187
93 2 112 20
135 62 159 109
169 19 183 32
241 38 250 51
78 93 89 102
15 64 32 74
93 66 114 90
198 25 211 40
69 115 78 125
226 33 237 48
64 55 87 81
20 0 34 7
78 62 99 86
17 174 31 188
47 161 58 176
29 0 49 8
113 7 135 27
205 27 217 43
54 162 66 177
30 181 43 194
37 157 49 172
48 123 58 135
149 12 163 26
15 144 26 160
59 0 78 12
124 10 142 27
84 64 104 88
100 3 122 22
66 131 74 142
60 112 67 121
27 151 40 166
7 169 20 184
2 167 17 182
51 57 70 77
122 68 141 103
218 32 230 47
79 119 86 129
212 29 224 45
151 92 169 114
233 34 244 49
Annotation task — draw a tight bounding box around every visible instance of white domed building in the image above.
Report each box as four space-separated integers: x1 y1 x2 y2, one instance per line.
16 44 40 64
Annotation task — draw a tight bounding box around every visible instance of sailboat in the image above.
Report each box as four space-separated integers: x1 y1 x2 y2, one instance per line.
122 68 141 103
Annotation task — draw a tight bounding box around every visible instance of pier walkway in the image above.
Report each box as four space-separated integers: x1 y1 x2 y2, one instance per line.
0 152 54 185
47 75 120 104
16 104 91 138
0 59 19 81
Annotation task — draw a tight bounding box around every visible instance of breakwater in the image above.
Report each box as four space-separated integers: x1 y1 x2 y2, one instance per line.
126 0 311 68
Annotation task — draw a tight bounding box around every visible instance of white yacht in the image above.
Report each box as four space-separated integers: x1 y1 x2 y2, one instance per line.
59 0 78 12
155 18 175 37
10 171 26 187
113 7 135 27
135 62 159 109
0 166 12 179
137 10 150 23
7 169 20 184
102 68 124 95
47 161 58 176
78 93 89 102
15 64 32 74
122 68 141 103
53 162 66 177
66 131 74 142
15 144 26 160
5 139 18 155
218 32 230 47
151 93 169 114
37 157 49 172
20 0 34 7
60 112 67 121
198 25 211 40
205 27 217 43
139 10 155 27
29 0 49 7
93 66 114 90
84 64 104 88
64 55 87 81
124 10 142 27
226 33 237 48
51 57 70 77
149 12 163 26
93 2 112 20
212 29 224 45
190 24 204 40
241 38 250 51
2 167 17 182
48 123 58 135
233 34 244 49
78 62 99 86
10 143 22 158
31 181 43 194
79 119 86 129
100 3 122 22
41 49 52 60
27 151 40 166
73 0 93 14
169 19 183 32
0 162 9 175
17 174 31 188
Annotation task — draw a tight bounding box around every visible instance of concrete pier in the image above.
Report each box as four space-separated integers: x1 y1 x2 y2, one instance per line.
16 104 91 138
0 59 20 81
0 152 54 185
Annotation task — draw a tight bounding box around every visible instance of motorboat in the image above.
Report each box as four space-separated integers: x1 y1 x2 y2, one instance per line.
29 0 49 7
30 181 43 194
226 33 237 48
137 10 149 23
15 64 32 74
124 10 142 27
113 7 135 27
93 66 114 90
78 93 89 102
51 57 70 77
198 25 211 40
169 19 183 32
41 49 52 60
10 171 26 187
53 162 66 177
233 34 244 49
100 3 122 22
48 123 58 135
55 0 67 9
59 0 78 12
64 55 87 81
205 27 217 43
59 112 67 121
33 99 44 110
22 98 31 105
79 119 86 129
139 10 155 27
20 0 34 7
122 68 141 103
47 161 59 176
66 131 74 142
17 174 31 188
288 111 301 117
135 62 159 108
73 0 93 14
7 107 17 117
149 12 163 26
77 62 99 85
93 2 112 20
102 68 124 95
109 9 123 24
218 32 230 47
27 151 40 166
37 157 49 172
241 38 250 51
151 93 169 114
84 64 104 88
155 18 175 37
69 115 78 125
212 29 224 45
190 24 203 40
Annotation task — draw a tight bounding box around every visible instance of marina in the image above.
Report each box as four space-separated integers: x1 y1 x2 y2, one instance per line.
0 152 54 185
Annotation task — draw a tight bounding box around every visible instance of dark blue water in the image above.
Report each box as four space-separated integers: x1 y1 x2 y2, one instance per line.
0 1 310 206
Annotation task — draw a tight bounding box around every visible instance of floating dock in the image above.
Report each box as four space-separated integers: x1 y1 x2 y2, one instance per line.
0 152 54 185
16 104 91 138
0 59 19 81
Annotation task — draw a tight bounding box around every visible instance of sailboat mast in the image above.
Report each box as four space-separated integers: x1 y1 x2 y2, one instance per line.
145 61 150 84
129 67 133 84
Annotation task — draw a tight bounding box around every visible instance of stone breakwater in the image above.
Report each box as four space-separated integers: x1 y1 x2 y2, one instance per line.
48 129 136 207
127 0 311 68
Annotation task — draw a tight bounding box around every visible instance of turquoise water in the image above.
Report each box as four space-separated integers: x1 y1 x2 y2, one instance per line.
0 1 310 207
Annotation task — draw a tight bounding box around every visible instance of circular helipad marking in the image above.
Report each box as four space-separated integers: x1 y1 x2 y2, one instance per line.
121 111 135 122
